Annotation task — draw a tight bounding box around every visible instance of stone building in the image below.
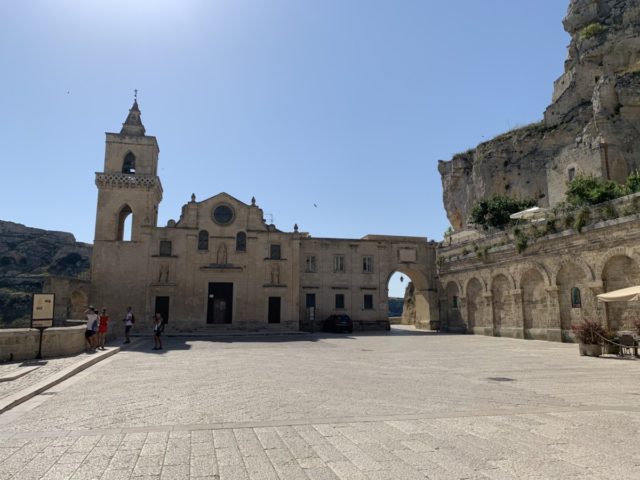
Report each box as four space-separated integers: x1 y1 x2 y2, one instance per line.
88 102 439 332
437 193 640 340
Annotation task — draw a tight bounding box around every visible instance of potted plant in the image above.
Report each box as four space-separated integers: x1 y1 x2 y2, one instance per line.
571 319 606 357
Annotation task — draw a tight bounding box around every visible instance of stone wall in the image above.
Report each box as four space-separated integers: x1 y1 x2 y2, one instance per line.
0 326 85 362
437 196 640 341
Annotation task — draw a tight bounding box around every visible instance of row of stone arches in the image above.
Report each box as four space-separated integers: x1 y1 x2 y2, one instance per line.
441 250 640 340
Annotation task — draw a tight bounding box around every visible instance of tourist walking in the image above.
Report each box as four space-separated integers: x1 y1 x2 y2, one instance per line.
97 308 109 350
85 307 99 351
123 306 134 344
152 313 163 350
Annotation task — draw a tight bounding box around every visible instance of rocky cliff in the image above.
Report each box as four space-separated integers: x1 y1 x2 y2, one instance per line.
439 0 640 231
0 220 91 326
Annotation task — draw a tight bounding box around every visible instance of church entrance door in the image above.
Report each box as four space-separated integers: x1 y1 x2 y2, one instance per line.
207 283 233 324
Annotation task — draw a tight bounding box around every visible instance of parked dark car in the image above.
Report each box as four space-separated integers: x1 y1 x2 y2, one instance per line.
323 314 353 333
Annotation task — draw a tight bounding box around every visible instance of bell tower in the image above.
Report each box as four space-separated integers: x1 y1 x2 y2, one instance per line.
93 99 163 242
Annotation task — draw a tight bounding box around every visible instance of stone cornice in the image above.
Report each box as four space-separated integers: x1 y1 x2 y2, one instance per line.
95 173 163 199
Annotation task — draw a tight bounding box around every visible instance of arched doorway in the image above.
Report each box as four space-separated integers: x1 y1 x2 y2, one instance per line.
385 268 436 330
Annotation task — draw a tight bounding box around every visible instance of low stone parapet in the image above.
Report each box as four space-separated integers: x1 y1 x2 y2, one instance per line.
0 326 85 362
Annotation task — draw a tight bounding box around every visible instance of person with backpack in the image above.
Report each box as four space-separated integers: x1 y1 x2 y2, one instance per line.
152 312 164 350
123 306 135 344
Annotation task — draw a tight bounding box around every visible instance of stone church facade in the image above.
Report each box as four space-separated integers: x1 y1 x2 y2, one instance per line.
89 102 439 332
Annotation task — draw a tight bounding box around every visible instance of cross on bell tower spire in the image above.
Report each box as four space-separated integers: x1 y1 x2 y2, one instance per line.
120 91 145 136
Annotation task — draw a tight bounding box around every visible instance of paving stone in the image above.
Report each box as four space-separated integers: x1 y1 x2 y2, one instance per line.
2 331 640 479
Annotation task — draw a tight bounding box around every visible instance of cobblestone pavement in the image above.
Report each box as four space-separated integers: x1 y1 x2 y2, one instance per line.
1 327 639 479
0 352 102 402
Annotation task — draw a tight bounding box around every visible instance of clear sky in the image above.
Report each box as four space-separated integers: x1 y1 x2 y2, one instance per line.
0 1 569 297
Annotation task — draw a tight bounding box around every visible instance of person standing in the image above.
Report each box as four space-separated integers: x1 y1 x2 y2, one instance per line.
85 307 98 352
152 313 163 350
97 308 109 350
123 306 134 344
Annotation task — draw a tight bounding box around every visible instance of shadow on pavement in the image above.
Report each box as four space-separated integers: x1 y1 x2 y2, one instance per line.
112 326 452 350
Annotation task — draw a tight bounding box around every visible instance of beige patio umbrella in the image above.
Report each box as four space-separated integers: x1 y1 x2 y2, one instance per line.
597 286 640 302
509 206 548 221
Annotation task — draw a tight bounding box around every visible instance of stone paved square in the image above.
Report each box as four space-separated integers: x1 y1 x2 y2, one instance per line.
1 328 640 479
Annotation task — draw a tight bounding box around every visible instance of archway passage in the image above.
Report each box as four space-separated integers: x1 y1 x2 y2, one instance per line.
386 268 437 330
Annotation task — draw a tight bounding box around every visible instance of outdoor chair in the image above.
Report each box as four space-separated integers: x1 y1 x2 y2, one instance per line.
618 333 636 357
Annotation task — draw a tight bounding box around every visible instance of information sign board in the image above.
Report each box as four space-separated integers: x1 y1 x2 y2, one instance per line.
31 293 55 328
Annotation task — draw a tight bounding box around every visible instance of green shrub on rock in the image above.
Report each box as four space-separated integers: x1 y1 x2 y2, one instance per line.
469 195 537 230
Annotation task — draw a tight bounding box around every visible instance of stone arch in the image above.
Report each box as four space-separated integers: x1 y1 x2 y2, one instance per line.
556 260 589 338
385 266 435 329
515 261 551 289
520 267 548 336
491 273 512 337
465 277 485 331
122 151 136 174
464 276 488 296
488 268 516 292
551 257 595 285
595 246 636 281
601 254 640 330
117 204 133 241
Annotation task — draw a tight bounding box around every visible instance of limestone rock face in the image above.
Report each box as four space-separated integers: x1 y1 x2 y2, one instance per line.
0 220 91 326
440 0 640 230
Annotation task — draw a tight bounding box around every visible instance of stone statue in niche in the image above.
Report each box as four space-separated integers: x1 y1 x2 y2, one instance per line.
271 264 280 285
158 264 170 283
217 243 228 264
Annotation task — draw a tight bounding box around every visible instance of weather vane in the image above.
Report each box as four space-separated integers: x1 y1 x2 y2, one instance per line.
134 89 138 102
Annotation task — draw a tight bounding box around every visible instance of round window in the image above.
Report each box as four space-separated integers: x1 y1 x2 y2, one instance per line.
212 204 234 225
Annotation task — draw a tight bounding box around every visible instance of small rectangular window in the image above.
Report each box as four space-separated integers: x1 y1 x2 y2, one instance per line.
159 240 172 257
335 294 345 309
334 255 345 273
305 255 317 273
452 296 459 309
568 167 576 181
270 244 281 260
363 294 373 310
362 256 373 273
305 293 316 308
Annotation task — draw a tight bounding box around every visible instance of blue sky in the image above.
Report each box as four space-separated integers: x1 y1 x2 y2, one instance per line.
0 1 569 297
